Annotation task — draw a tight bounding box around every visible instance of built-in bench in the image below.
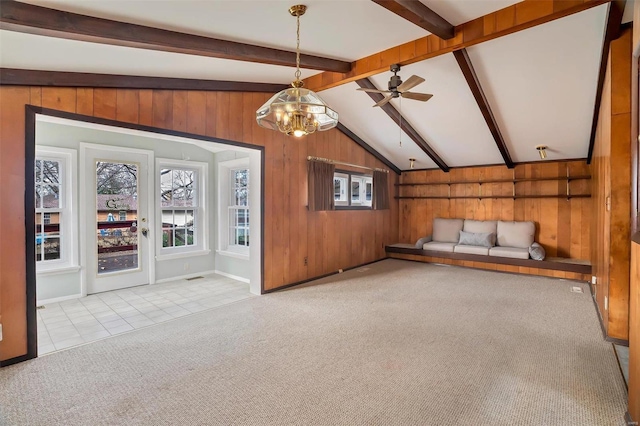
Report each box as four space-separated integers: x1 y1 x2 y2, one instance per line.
386 243 591 275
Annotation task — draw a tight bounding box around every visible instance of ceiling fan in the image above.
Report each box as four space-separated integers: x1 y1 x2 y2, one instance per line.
357 64 433 107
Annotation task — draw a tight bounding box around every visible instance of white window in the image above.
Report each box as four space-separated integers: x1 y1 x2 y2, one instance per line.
334 172 349 206
218 157 250 258
350 175 373 207
157 159 208 258
229 168 249 249
35 147 78 272
119 211 127 221
333 171 373 208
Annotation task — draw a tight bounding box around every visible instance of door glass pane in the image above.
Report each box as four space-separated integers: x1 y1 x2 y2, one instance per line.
96 161 138 274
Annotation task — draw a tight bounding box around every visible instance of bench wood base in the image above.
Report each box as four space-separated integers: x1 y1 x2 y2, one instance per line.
386 245 591 281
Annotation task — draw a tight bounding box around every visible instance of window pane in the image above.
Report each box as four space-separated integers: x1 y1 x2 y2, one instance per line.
366 182 373 201
42 160 60 184
119 211 127 221
40 184 60 208
175 228 186 247
43 237 61 260
351 181 360 201
35 160 42 183
35 184 42 208
160 168 173 207
162 210 175 248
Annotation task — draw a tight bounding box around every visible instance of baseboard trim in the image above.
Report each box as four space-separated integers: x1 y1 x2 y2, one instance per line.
37 293 83 306
154 270 216 284
625 411 637 425
590 293 630 346
263 258 388 294
213 270 250 284
0 353 35 367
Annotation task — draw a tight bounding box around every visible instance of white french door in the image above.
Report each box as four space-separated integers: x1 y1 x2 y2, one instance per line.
81 144 154 294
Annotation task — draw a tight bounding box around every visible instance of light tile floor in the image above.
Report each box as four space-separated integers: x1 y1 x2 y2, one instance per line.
37 274 253 355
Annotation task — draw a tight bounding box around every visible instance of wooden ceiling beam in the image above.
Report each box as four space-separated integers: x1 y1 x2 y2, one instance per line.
0 68 289 92
371 0 454 40
305 0 611 92
0 1 351 73
587 0 626 164
453 49 514 168
356 78 449 172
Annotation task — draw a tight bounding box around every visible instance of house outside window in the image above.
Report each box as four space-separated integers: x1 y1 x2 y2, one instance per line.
119 211 127 221
157 159 208 258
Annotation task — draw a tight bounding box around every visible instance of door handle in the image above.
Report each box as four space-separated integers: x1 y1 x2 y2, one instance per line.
141 227 148 237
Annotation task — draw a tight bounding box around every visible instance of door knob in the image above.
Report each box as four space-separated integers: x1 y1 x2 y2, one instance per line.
141 227 148 237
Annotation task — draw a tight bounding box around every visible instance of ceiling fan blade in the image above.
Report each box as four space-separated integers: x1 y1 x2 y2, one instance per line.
374 95 394 108
357 88 391 94
397 75 425 92
401 92 433 102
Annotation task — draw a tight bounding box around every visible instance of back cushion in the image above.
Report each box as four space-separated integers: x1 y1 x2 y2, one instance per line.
496 221 535 248
432 218 464 243
463 219 497 235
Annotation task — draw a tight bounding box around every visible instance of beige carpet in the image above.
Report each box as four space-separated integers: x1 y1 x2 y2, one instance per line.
0 259 628 425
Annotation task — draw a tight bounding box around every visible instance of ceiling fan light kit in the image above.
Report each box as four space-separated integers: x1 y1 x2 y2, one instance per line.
256 4 338 137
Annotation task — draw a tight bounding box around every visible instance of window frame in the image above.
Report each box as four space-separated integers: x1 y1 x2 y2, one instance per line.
155 159 209 260
334 169 374 210
217 157 251 259
35 147 79 274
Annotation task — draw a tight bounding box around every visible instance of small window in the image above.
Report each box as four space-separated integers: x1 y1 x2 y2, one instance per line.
35 147 77 272
229 168 250 249
118 211 127 221
333 171 373 209
334 173 349 206
157 159 208 257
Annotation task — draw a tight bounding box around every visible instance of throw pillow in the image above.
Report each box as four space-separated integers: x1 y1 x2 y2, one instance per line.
458 231 495 248
529 242 546 260
415 236 432 248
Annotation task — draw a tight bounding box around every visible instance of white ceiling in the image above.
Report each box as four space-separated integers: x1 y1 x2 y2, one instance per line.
0 0 613 170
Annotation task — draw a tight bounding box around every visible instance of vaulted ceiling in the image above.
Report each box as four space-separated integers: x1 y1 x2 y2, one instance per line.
0 0 633 171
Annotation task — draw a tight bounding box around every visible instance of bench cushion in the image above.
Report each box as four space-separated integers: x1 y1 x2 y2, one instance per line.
489 246 530 259
458 231 495 248
432 218 464 243
463 219 497 235
454 245 490 255
496 221 535 248
423 241 456 252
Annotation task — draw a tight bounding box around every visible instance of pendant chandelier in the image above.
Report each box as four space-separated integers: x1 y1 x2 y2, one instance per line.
256 5 338 137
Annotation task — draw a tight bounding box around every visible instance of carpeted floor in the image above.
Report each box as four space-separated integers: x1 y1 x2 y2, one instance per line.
0 259 628 425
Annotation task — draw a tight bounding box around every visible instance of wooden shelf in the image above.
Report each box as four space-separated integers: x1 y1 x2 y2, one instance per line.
396 175 591 186
395 194 591 200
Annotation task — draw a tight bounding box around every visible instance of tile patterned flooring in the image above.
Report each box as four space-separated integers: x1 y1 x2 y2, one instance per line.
37 274 253 355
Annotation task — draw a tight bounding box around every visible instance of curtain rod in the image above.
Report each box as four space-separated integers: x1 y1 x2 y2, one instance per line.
307 156 389 173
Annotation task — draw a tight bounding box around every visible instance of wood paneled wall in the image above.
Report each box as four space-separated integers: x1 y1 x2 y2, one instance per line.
591 27 632 341
398 161 592 260
0 86 399 362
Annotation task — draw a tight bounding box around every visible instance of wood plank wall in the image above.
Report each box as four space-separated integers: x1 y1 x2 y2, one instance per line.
591 27 632 341
398 161 591 259
0 86 399 362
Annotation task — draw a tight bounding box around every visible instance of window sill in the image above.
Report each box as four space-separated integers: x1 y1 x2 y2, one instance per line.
155 249 211 261
216 249 250 260
36 265 81 276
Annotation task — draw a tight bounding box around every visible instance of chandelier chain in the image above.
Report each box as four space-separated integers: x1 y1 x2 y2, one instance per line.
295 13 301 82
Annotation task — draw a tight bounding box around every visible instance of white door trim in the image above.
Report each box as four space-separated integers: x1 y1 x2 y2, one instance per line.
79 142 156 296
